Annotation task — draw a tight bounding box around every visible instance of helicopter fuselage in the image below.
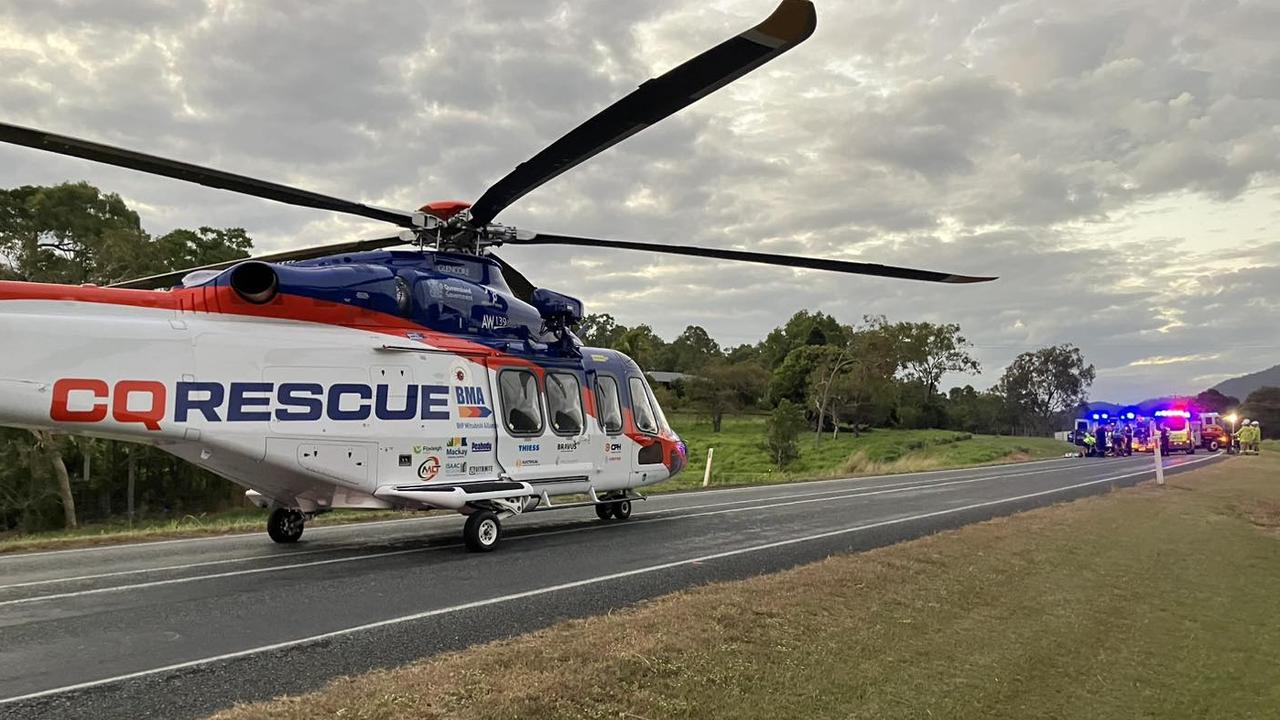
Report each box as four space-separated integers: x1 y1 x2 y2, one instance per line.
0 252 686 517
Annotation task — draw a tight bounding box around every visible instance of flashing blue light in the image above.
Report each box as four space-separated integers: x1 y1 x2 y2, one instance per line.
1101 413 1110 419
1091 413 1100 420
1126 412 1136 420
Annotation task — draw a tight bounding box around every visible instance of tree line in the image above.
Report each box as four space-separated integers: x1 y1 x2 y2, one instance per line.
579 310 1097 440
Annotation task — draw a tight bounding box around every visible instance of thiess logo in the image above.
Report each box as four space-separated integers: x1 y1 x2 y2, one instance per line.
518 443 540 453
49 379 454 432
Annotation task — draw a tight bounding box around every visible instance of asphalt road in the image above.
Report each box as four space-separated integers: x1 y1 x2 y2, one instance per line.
0 451 1221 719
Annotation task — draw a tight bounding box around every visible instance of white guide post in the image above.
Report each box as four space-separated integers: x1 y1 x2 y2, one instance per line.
1151 420 1165 487
702 447 715 488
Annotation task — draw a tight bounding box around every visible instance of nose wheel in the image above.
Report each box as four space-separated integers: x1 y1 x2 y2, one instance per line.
267 508 306 544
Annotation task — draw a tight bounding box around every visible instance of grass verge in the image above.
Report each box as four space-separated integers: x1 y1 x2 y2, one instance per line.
213 453 1280 720
0 509 409 555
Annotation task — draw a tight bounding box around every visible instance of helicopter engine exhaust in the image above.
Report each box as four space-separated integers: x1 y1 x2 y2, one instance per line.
229 262 279 304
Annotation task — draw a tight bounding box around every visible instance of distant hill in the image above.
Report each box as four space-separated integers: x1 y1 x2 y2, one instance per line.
1213 365 1280 402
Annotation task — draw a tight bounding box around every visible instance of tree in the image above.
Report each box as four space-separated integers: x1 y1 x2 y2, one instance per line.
657 325 723 372
770 344 843 407
756 310 847 369
1194 388 1239 415
577 313 627 348
613 325 664 367
766 399 805 467
995 344 1096 435
688 359 767 432
878 319 980 403
946 385 1006 435
0 182 146 284
1241 386 1280 431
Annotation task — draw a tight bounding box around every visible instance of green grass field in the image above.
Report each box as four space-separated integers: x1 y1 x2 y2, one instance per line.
1 417 1073 553
670 413 1075 491
212 449 1280 720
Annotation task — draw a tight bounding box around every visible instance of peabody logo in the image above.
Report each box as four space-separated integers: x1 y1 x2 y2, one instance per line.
470 441 493 453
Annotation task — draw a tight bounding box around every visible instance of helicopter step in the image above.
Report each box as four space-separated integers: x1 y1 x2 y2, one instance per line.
373 480 537 510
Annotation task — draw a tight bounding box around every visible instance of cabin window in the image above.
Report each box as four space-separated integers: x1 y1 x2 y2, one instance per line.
629 377 659 435
596 376 624 435
546 372 584 436
498 369 544 436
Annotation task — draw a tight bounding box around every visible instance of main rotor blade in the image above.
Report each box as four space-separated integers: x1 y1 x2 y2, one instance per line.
110 235 409 290
0 122 419 228
468 0 817 226
487 253 538 303
508 233 998 284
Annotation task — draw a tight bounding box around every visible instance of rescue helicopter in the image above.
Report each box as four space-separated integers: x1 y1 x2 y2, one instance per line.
0 0 994 551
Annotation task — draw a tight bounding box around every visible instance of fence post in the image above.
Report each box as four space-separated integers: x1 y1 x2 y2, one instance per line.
702 447 715 488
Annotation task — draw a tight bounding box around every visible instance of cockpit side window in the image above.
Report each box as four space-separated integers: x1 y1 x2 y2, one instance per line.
629 376 659 435
546 372 584 436
498 369 544 436
596 376 624 435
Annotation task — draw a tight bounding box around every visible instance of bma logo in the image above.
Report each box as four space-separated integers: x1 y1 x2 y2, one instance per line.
518 443 540 453
470 441 493 453
455 386 492 418
480 314 508 330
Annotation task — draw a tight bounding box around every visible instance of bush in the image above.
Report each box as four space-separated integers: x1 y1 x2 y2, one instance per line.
766 400 806 467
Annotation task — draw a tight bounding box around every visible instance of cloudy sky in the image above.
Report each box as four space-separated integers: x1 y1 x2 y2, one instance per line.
2 0 1278 402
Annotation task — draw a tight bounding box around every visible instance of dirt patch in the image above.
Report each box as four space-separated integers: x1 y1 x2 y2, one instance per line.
1230 499 1280 536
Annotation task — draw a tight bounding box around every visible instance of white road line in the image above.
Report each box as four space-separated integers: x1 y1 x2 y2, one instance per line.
0 453 1218 706
0 456 1078 561
0 457 1153 606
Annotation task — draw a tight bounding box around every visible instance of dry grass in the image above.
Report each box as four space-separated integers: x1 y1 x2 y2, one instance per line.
212 454 1280 720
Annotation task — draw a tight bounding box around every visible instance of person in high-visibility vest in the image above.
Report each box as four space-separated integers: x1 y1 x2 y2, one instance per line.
1251 420 1262 454
1083 431 1097 456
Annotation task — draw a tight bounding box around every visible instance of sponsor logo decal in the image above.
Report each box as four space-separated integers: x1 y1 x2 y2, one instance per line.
455 386 493 418
556 440 580 453
470 441 493 453
516 458 539 467
606 442 623 453
418 456 440 481
398 454 412 467
413 444 442 454
518 443 540 453
445 460 467 475
467 464 494 476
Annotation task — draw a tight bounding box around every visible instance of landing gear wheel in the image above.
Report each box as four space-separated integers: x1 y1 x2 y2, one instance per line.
464 510 502 552
595 503 614 521
611 500 632 520
267 508 305 544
